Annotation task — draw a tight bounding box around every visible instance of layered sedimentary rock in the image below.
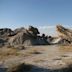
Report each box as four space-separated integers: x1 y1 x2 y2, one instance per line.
9 26 49 46
56 25 72 44
0 25 71 46
9 28 38 46
0 28 15 46
0 26 49 46
0 28 15 37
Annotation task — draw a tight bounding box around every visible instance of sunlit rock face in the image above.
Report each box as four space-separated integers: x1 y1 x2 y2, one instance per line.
0 26 49 47
8 26 49 46
56 25 72 44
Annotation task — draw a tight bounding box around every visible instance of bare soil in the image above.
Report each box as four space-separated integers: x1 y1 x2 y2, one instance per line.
0 45 72 72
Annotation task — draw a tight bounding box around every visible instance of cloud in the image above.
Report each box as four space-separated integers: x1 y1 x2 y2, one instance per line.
38 25 55 29
36 25 56 36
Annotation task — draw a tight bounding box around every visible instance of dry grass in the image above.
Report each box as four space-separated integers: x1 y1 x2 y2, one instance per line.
59 45 72 52
0 45 72 72
0 48 20 60
0 46 42 61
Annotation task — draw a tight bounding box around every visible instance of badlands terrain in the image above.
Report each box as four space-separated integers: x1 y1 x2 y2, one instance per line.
0 25 72 72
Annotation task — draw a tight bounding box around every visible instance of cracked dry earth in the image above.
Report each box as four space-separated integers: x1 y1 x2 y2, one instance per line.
0 45 72 72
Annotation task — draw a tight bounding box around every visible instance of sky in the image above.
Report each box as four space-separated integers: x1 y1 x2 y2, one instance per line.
0 0 72 36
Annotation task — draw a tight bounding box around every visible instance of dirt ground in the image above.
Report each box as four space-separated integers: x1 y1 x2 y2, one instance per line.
0 45 72 72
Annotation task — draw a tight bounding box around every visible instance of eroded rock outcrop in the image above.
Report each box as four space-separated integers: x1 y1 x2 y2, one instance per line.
0 28 15 37
0 25 71 46
0 28 15 46
8 26 49 46
56 25 72 44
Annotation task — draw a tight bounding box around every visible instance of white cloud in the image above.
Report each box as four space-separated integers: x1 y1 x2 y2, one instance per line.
38 25 55 29
37 25 56 36
37 25 72 36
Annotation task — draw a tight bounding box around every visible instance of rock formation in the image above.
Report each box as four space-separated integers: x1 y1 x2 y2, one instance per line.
0 28 15 46
1 25 71 46
0 28 15 37
28 26 40 36
56 25 72 44
9 28 37 46
8 26 49 46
